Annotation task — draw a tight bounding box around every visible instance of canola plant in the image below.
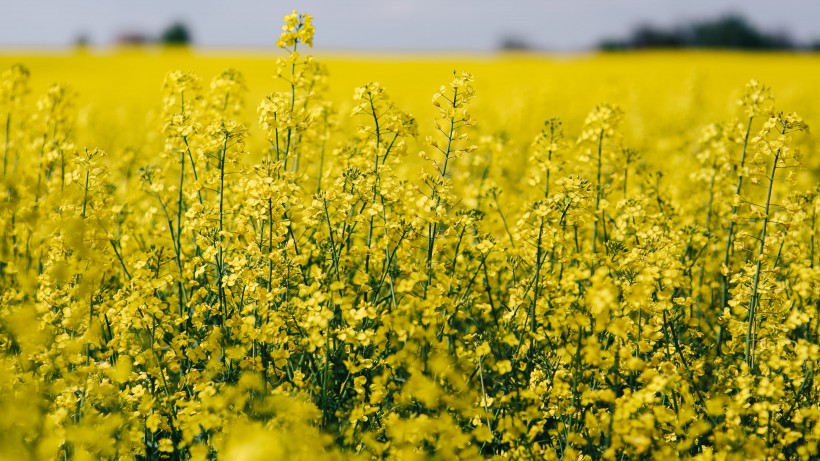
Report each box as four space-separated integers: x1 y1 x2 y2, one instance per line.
1 10 820 461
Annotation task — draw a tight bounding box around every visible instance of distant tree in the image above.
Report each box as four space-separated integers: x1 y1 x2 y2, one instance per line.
630 24 685 48
498 36 533 51
811 40 820 52
599 14 796 51
688 15 793 49
74 34 91 49
160 22 192 46
598 40 626 51
116 31 150 46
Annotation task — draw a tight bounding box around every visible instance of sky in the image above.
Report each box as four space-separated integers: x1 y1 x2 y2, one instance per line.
2 0 820 52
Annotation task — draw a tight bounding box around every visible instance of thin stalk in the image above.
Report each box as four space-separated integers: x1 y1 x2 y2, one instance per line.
182 136 203 204
3 112 9 176
175 92 188 321
695 158 718 319
492 191 515 247
531 218 545 333
267 198 274 307
426 86 458 270
176 148 185 266
745 143 782 370
286 42 298 172
321 322 331 427
717 115 753 355
477 355 495 450
316 137 326 193
81 171 89 219
809 198 817 269
592 129 604 255
321 197 341 282
545 136 554 199
109 239 131 279
216 131 229 326
364 89 382 275
623 166 628 199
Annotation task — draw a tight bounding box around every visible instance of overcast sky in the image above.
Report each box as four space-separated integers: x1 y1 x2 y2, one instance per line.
2 0 820 52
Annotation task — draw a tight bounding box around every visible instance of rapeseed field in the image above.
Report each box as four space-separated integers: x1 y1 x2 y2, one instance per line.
1 10 820 460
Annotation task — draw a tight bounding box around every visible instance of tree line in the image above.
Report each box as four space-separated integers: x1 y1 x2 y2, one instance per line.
599 15 818 51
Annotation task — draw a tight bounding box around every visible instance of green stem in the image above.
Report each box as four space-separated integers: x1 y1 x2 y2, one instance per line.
695 159 718 319
182 136 203 204
81 171 89 219
592 129 604 255
745 142 781 370
809 197 817 269
531 218 545 333
426 86 458 271
718 115 753 355
493 190 515 247
4 112 10 176
268 198 274 307
365 89 382 275
216 131 229 327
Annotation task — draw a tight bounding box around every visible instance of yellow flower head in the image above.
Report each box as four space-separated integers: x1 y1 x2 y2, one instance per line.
738 79 774 118
0 63 30 105
276 10 314 49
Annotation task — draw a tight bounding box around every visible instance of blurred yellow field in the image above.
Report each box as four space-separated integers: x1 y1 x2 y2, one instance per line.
2 49 818 182
2 10 820 460
3 49 819 128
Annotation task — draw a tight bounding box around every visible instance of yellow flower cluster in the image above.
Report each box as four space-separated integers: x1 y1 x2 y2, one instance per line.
0 9 819 461
276 10 315 49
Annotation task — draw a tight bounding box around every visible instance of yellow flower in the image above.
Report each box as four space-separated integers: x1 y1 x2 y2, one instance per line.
158 438 174 453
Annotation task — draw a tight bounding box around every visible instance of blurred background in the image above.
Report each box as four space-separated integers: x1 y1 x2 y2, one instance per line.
2 0 820 52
